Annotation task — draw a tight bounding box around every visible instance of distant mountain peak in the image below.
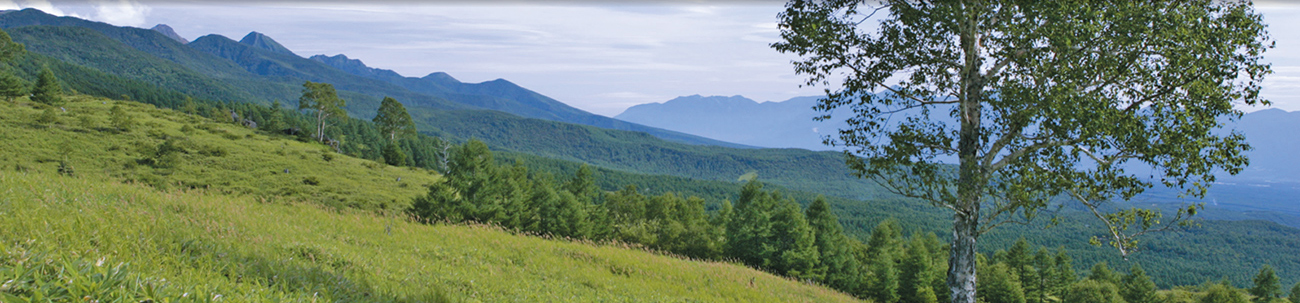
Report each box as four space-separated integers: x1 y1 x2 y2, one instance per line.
422 72 460 84
149 24 188 44
239 31 296 57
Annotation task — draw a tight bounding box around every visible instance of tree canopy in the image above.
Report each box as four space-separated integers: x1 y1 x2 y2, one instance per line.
774 1 1270 302
373 96 415 141
298 81 347 142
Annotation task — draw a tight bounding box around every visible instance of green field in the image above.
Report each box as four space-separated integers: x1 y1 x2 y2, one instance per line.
0 96 861 302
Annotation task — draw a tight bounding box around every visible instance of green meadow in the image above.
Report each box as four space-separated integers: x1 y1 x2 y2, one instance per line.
0 95 862 302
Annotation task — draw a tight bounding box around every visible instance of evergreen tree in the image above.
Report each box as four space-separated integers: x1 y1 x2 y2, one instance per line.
382 142 407 166
1203 280 1249 303
726 181 780 270
771 194 819 280
1089 262 1122 286
259 101 286 132
1063 279 1125 303
1053 249 1077 296
31 66 62 106
372 96 415 141
1288 282 1299 303
298 81 347 142
35 106 57 124
0 28 25 61
901 234 937 303
1250 265 1281 302
0 72 26 103
1121 263 1158 303
865 219 903 261
869 249 901 303
109 105 134 131
805 196 860 291
978 262 1026 303
1026 248 1055 303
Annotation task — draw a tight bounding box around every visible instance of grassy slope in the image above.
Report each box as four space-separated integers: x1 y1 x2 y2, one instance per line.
0 96 862 302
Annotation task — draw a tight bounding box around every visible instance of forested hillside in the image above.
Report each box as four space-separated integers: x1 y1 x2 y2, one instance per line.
0 8 1298 299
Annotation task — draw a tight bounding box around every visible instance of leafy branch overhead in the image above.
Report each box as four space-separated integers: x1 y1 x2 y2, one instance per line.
774 1 1270 302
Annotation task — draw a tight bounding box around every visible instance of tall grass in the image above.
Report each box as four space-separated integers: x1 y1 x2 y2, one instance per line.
0 96 863 302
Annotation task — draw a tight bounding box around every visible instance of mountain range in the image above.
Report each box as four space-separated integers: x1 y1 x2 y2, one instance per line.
3 7 1299 287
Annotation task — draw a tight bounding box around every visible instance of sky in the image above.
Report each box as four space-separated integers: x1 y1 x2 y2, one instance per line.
3 0 1299 117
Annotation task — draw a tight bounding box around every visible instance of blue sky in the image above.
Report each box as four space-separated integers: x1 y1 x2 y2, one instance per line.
5 0 1299 117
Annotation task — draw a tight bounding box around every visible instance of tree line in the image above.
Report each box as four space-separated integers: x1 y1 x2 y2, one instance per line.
408 140 1300 303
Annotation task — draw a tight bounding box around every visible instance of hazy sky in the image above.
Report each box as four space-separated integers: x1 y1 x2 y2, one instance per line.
5 0 1299 117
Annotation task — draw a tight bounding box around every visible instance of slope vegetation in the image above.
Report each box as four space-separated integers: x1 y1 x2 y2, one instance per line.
0 95 861 302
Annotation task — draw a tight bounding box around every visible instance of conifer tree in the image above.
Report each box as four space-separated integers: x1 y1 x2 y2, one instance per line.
0 72 26 103
869 249 901 303
1288 282 1299 303
1250 265 1281 302
1027 248 1056 303
1203 280 1249 303
901 235 937 303
1121 263 1158 303
382 142 407 166
772 195 818 280
726 181 780 270
31 66 62 106
978 262 1026 303
805 196 860 291
1063 279 1124 303
1088 262 1121 286
372 96 415 141
1052 249 1077 296
0 28 24 61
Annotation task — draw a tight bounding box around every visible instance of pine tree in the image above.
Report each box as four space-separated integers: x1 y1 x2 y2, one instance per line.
35 106 57 124
805 196 860 291
772 195 818 280
1250 265 1281 302
1064 279 1125 303
1088 262 1121 286
1052 249 1077 296
1027 248 1056 303
0 72 26 103
1288 282 1299 303
31 66 62 106
1121 263 1158 303
726 181 780 270
1203 280 1249 303
372 96 415 141
978 262 1026 303
382 142 407 166
869 249 901 303
901 234 936 303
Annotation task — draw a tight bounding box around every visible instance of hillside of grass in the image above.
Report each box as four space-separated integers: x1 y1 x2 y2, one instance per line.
0 96 862 302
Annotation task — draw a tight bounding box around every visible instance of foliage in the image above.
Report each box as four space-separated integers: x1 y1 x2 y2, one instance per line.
1289 282 1299 303
373 96 415 141
1252 265 1282 302
978 261 1026 303
30 66 60 105
0 170 859 302
1122 264 1159 303
299 81 347 142
774 1 1271 301
0 71 26 102
0 95 437 210
1063 279 1125 303
1203 281 1250 303
382 142 407 166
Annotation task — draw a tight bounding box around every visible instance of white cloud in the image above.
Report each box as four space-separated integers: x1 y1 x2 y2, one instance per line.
90 0 150 27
